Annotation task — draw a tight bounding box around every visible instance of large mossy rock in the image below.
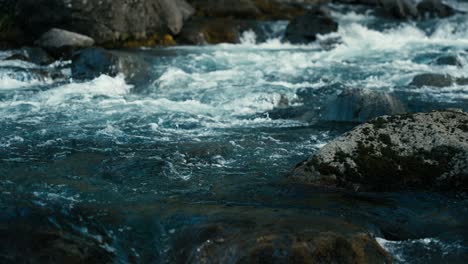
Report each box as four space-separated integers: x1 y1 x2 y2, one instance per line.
290 110 468 191
15 0 194 46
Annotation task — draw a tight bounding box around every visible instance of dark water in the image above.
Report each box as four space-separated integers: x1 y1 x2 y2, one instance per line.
1 6 468 263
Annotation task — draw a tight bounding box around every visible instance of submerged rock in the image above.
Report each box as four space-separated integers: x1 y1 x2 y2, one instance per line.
290 110 468 191
172 223 391 264
434 55 463 67
284 8 338 44
321 89 406 123
4 46 53 65
410 73 454 88
35 28 95 57
15 0 194 46
71 48 151 87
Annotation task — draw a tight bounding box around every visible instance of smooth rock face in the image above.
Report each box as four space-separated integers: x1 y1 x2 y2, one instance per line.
322 89 406 123
290 110 468 191
16 0 194 45
410 73 454 87
284 8 338 44
36 28 94 49
71 48 151 87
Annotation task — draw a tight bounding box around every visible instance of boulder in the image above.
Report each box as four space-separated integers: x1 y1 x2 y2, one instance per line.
177 18 246 44
333 0 456 19
15 0 194 46
410 73 454 88
284 8 338 44
188 0 328 20
71 48 151 87
0 0 26 48
189 0 261 18
172 223 391 264
417 0 455 18
377 0 419 18
4 46 53 65
321 89 406 123
290 110 468 191
35 28 94 57
434 55 463 67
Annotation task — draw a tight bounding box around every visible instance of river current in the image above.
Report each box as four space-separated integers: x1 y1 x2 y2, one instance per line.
1 4 468 263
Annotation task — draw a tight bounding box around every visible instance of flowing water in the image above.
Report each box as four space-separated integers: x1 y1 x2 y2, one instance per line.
1 5 468 263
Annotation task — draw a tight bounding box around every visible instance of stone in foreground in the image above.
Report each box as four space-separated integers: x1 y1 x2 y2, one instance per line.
290 110 468 191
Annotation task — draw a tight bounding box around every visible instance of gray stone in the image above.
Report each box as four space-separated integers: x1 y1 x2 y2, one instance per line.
71 48 151 87
434 55 463 67
16 0 194 46
321 89 406 123
284 8 338 44
35 28 94 50
410 73 454 88
290 110 468 191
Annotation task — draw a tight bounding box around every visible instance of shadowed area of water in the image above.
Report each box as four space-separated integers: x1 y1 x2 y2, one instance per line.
1 6 468 263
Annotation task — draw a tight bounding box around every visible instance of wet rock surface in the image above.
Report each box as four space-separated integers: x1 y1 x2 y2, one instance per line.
4 46 53 65
290 110 468 191
71 48 151 87
321 89 406 123
410 73 454 87
15 0 194 46
284 8 338 44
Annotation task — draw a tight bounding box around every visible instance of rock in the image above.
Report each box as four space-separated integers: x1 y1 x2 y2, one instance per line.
0 0 26 48
35 28 95 58
457 78 468 86
434 55 463 67
253 0 328 20
284 8 338 44
15 0 194 46
189 0 261 18
188 0 328 20
177 18 245 44
417 0 455 18
290 110 468 191
335 0 456 19
377 0 419 19
410 73 454 88
71 48 151 87
173 223 391 264
321 89 406 123
4 47 53 65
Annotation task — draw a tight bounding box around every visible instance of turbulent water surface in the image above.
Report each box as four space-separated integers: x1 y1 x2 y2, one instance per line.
1 5 468 263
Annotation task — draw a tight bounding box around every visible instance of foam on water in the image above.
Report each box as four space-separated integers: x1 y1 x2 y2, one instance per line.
377 237 467 263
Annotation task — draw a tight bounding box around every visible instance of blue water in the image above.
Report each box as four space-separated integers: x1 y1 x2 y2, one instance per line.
1 7 468 263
